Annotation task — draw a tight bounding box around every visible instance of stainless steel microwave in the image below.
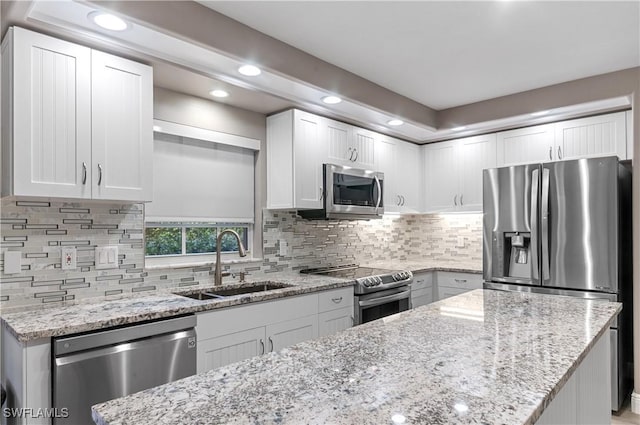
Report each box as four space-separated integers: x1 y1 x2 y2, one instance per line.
299 164 384 220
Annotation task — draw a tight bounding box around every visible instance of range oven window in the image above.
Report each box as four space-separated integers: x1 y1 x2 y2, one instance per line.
333 173 384 207
360 297 410 324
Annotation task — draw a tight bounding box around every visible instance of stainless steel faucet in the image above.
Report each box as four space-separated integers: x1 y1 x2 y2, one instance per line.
214 229 247 286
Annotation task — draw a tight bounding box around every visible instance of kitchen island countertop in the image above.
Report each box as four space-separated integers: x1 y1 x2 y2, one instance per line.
92 289 620 425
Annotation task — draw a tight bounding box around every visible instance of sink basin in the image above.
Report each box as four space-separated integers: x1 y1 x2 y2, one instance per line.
174 281 293 300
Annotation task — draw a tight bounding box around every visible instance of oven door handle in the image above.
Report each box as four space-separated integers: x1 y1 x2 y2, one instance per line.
358 289 410 308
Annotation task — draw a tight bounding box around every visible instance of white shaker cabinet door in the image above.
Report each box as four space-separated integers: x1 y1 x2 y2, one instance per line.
496 123 555 166
351 127 377 169
423 140 459 213
265 315 318 353
91 50 153 201
197 327 265 373
554 111 627 161
293 110 325 208
375 136 399 213
396 141 421 213
11 27 92 198
325 118 353 166
458 133 496 212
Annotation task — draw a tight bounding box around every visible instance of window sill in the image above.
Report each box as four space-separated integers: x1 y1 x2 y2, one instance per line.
145 256 263 271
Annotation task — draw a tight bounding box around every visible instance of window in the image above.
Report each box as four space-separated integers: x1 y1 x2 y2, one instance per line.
145 224 249 257
145 121 260 265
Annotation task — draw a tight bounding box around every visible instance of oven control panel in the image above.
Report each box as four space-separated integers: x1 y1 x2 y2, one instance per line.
392 271 412 282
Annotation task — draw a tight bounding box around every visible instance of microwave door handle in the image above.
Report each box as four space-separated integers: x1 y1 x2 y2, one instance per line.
530 169 540 282
374 175 382 212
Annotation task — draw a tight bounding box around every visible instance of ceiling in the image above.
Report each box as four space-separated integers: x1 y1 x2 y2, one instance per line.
200 1 640 110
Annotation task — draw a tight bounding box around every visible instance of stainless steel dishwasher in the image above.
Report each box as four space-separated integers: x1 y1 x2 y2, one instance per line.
53 315 196 425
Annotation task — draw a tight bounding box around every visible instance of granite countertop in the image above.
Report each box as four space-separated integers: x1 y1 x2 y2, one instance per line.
0 272 352 342
361 258 482 274
92 289 620 425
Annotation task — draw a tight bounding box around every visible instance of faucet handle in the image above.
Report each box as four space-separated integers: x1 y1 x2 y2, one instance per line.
220 271 231 278
232 271 248 282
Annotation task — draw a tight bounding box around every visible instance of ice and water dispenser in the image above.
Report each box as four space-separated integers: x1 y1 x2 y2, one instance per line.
491 231 533 281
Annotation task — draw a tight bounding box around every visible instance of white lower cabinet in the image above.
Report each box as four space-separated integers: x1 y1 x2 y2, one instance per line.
411 272 434 308
196 287 354 373
436 272 483 301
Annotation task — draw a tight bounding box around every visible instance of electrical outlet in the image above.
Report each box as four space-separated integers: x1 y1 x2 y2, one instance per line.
456 236 465 248
61 247 77 270
95 246 119 270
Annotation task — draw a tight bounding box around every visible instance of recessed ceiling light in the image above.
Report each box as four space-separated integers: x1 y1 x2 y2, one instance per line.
209 89 229 98
89 12 129 31
387 119 404 126
531 110 550 116
238 65 261 76
322 96 342 105
452 126 467 131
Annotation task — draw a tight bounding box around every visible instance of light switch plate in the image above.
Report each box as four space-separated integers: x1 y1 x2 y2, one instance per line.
279 240 289 256
95 245 119 270
4 251 22 274
61 247 77 270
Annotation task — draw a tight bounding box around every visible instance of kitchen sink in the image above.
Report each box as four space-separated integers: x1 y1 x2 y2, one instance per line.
174 281 293 300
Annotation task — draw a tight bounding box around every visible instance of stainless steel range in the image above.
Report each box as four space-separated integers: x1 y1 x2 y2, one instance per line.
301 264 413 324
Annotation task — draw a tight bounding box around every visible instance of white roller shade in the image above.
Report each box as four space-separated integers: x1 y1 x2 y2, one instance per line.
146 132 255 223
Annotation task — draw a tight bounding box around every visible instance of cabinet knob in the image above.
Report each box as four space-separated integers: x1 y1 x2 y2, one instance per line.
557 146 562 160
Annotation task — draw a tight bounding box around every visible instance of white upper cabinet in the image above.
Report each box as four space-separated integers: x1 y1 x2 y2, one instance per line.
351 127 377 169
375 136 420 213
1 27 153 202
267 109 325 209
496 123 555 166
458 133 497 212
554 111 627 160
325 118 353 166
91 50 153 202
4 27 92 199
496 111 628 166
423 134 496 213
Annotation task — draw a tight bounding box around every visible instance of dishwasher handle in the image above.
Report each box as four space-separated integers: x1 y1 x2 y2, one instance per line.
54 315 196 356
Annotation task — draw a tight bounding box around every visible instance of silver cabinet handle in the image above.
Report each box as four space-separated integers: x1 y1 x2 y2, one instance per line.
331 296 343 303
259 339 265 355
82 162 87 185
351 316 354 326
97 164 103 186
454 194 458 206
557 146 562 160
268 336 274 352
454 279 467 283
347 147 354 161
401 195 406 206
397 195 402 206
460 194 463 206
549 146 552 160
353 148 358 162
319 188 324 201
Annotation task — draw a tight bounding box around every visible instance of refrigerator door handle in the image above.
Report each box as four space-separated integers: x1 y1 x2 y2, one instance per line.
541 168 550 281
531 169 540 282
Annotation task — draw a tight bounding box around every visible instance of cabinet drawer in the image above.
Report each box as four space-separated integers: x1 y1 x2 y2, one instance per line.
318 287 353 312
437 272 483 290
412 272 434 291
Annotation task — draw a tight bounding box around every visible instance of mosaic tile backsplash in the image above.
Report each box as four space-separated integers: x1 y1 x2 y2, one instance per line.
0 199 482 308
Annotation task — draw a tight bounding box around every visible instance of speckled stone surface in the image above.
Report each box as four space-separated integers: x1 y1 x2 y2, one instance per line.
361 258 482 274
1 272 352 342
92 289 620 425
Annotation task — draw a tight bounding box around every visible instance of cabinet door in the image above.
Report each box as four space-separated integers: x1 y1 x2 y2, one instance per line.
12 27 92 198
266 315 318 353
91 50 153 201
458 133 497 212
197 327 265 373
397 141 421 212
555 111 627 160
318 307 353 337
496 123 555 166
412 290 433 308
375 136 399 212
423 140 459 213
351 127 377 169
293 110 324 208
325 118 352 166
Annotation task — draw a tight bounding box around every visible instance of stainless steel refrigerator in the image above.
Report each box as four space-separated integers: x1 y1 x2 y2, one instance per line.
482 156 632 412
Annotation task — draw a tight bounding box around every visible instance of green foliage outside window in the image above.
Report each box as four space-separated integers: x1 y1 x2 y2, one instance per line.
145 225 248 256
